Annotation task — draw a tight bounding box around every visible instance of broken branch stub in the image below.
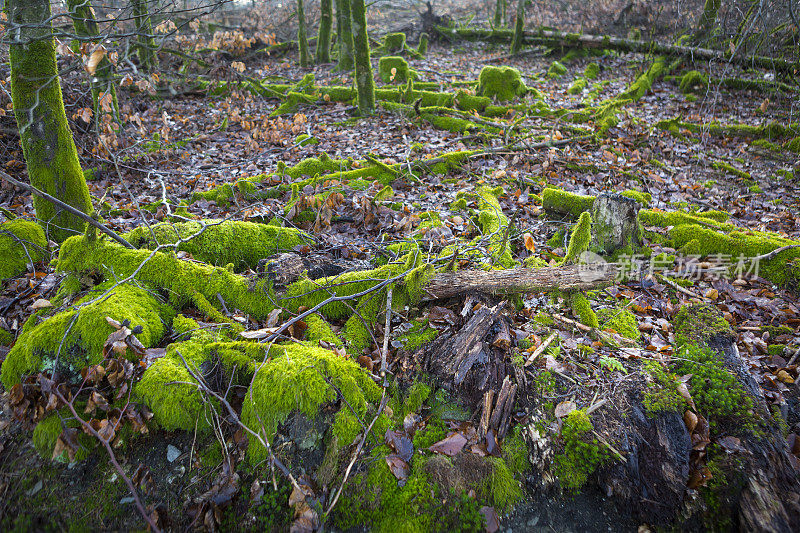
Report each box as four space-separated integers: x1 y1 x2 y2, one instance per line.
591 193 641 255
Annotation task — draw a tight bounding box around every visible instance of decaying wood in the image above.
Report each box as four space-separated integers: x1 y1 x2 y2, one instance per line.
478 390 494 439
429 302 505 386
422 263 618 300
492 320 511 350
264 254 617 297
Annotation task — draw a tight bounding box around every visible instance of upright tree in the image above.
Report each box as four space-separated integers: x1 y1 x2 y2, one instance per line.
494 0 506 27
131 0 158 70
696 0 721 40
511 0 525 55
316 0 333 63
335 0 355 71
67 0 120 122
297 0 311 67
7 0 92 242
351 0 375 114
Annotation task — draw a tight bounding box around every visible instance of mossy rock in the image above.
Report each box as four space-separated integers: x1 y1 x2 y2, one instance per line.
125 219 312 272
477 66 528 102
1 282 175 388
378 56 417 84
0 219 48 280
241 343 382 462
547 60 568 78
678 70 709 94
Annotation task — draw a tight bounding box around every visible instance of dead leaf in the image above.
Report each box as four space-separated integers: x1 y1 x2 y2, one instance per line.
429 432 467 456
555 400 576 418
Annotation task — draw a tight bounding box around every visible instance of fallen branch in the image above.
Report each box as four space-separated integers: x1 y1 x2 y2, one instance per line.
437 26 797 74
0 171 135 249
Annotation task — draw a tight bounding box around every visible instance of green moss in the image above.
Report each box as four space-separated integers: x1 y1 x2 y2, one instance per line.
379 32 407 54
673 303 731 345
9 2 93 243
567 77 587 94
241 343 381 460
501 426 530 474
295 133 319 146
305 313 343 347
378 56 416 83
570 292 598 328
678 70 709 94
125 220 311 272
674 341 757 432
642 360 686 415
542 187 595 218
477 66 528 102
475 186 516 268
784 137 800 153
33 410 92 461
399 319 439 351
620 189 652 206
1 282 174 388
553 409 607 491
712 160 750 179
0 219 48 280
0 327 13 346
584 62 600 80
547 61 568 78
56 235 278 321
596 306 640 340
403 381 432 416
562 212 592 264
767 344 786 356
638 208 732 230
486 457 523 511
668 225 800 286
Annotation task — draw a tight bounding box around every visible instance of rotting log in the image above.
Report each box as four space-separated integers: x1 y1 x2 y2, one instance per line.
421 263 618 299
436 26 797 73
262 253 618 297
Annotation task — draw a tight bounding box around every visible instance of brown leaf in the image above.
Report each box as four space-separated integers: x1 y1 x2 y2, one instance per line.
85 45 107 75
555 400 576 418
385 429 414 462
385 454 410 481
429 432 467 456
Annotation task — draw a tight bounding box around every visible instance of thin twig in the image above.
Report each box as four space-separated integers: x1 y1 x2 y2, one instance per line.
0 170 135 249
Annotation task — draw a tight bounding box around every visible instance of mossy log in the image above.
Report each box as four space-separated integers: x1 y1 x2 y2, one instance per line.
436 26 797 73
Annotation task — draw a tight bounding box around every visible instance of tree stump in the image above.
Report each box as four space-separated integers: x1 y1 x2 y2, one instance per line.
591 193 642 255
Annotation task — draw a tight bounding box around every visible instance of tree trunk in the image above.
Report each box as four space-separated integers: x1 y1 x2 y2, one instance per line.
131 0 158 70
316 0 333 63
297 0 310 67
494 0 506 27
66 0 120 123
696 0 721 39
7 0 92 242
335 0 355 71
351 0 375 115
590 193 642 255
511 0 525 55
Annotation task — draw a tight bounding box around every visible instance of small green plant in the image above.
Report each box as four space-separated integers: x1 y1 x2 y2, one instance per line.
598 355 626 374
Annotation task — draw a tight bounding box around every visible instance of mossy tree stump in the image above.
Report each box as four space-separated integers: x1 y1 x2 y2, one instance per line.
590 193 642 255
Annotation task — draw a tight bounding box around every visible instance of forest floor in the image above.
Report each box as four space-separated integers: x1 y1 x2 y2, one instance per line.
1 24 799 533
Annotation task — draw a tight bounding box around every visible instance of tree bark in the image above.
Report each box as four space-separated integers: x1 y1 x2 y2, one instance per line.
131 0 158 70
297 0 310 67
7 0 92 242
696 0 721 40
350 0 375 115
316 0 333 63
511 0 524 54
335 0 354 71
67 0 120 123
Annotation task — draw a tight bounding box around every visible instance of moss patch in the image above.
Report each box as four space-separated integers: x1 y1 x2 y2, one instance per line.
553 409 607 491
0 219 48 280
